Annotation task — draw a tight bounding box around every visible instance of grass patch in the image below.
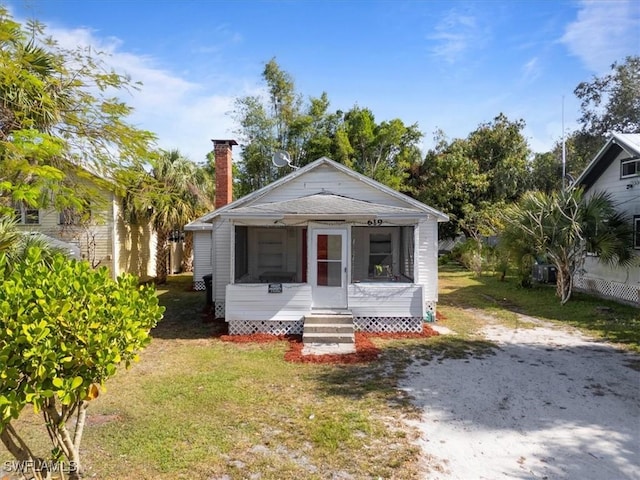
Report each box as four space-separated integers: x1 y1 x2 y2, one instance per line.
439 263 640 352
1 274 424 479
3 268 636 478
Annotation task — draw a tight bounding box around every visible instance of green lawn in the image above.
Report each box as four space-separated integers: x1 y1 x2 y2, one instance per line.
438 263 640 352
2 268 638 478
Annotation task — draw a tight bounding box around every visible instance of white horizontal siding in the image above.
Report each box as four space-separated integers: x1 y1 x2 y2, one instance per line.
583 256 639 283
226 283 312 321
17 194 115 273
213 220 231 301
348 284 423 317
416 218 438 301
587 152 640 219
257 164 409 207
193 230 212 283
581 150 640 295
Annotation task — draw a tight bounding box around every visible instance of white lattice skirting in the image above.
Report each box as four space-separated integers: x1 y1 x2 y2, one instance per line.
214 301 225 318
193 281 205 291
228 320 303 335
574 276 640 306
354 317 423 333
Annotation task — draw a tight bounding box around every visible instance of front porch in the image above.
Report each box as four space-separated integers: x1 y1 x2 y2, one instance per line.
224 216 429 335
224 281 429 335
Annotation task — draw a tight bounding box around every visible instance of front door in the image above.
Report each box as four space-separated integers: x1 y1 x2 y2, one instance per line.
310 228 348 309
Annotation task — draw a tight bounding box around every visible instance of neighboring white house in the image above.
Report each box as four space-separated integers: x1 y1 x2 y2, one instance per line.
574 132 640 306
13 173 157 281
186 141 448 336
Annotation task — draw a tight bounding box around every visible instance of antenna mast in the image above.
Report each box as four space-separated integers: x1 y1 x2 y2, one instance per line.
562 95 566 189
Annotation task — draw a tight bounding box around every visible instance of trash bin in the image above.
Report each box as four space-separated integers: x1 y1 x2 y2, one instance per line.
203 274 213 306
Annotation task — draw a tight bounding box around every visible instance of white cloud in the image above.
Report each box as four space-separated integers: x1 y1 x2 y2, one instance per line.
561 0 640 73
43 24 250 162
429 10 486 64
521 57 541 83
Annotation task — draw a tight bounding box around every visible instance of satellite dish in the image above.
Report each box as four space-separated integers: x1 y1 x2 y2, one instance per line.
272 150 292 168
272 150 299 170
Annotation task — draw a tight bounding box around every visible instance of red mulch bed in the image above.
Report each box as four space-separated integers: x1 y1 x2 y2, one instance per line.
218 324 439 364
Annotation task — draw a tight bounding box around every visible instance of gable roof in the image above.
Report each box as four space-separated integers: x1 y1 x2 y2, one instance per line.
224 192 426 218
576 133 640 189
186 157 448 228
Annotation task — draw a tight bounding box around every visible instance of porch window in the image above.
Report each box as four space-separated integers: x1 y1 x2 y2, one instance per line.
351 226 414 282
14 203 40 225
634 216 640 250
234 226 305 283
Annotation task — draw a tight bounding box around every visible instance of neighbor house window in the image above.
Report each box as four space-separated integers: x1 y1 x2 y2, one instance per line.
59 201 91 225
634 216 640 250
59 208 83 225
621 158 640 178
14 203 40 225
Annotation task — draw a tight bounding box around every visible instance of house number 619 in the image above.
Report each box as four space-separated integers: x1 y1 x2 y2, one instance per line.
367 219 383 226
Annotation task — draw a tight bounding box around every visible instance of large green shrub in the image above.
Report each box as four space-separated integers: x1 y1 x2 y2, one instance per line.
0 247 164 479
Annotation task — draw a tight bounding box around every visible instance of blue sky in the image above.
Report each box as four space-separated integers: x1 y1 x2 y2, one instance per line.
6 0 640 163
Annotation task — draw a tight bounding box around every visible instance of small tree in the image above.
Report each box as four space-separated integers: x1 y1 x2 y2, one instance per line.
501 188 634 303
0 247 164 479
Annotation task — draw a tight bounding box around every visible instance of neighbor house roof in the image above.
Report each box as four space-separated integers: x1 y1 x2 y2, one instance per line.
186 157 448 230
576 133 640 189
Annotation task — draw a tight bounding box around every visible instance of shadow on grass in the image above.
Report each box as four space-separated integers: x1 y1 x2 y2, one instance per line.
310 337 498 401
150 274 227 340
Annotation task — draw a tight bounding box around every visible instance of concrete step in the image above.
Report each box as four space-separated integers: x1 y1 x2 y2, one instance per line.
304 323 354 334
302 332 355 344
303 343 356 355
304 314 354 325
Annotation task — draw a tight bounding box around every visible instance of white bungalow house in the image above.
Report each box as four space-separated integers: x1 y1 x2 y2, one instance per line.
574 132 640 306
186 140 448 337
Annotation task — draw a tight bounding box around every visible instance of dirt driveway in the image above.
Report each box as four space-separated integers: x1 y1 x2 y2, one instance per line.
400 313 640 480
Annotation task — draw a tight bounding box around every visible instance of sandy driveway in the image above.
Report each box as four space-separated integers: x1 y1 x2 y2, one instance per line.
400 314 640 480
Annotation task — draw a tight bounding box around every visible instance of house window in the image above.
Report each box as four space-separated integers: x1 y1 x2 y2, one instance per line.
59 208 82 225
352 226 414 283
634 216 640 250
621 158 640 178
14 203 40 225
59 202 91 226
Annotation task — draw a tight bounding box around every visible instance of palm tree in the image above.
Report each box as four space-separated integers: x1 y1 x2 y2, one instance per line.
501 188 634 304
0 216 67 269
119 150 212 283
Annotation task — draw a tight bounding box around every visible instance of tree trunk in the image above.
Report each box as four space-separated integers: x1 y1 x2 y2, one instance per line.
181 230 194 272
556 263 573 305
156 229 169 284
1 424 46 480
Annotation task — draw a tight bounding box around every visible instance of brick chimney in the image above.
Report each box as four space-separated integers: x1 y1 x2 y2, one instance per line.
212 139 237 209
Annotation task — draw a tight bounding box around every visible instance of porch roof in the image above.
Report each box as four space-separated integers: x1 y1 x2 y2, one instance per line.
220 192 426 218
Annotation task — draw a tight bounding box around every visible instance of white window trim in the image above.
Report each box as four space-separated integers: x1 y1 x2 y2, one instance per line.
621 158 640 179
364 227 400 279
